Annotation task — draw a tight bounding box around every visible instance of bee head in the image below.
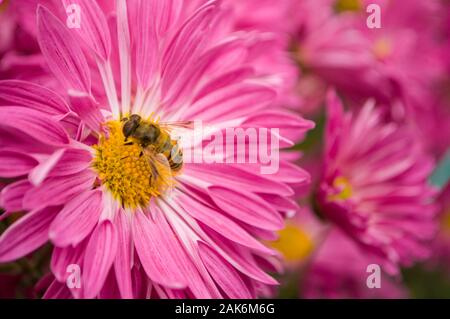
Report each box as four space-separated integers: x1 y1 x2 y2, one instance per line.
122 114 142 139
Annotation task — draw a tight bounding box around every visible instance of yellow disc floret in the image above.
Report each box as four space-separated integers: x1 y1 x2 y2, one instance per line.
335 0 362 13
269 223 314 263
373 37 393 61
442 210 450 235
92 120 170 209
0 0 10 12
328 176 353 201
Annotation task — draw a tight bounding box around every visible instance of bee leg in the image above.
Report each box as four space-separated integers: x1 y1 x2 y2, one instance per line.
124 141 133 146
139 151 144 157
149 162 159 185
121 155 130 160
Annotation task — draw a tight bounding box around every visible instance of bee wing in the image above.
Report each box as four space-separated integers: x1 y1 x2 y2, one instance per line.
143 148 174 194
158 121 194 142
158 121 194 130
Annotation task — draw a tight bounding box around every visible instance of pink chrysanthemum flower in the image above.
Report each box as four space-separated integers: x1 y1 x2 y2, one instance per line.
0 0 313 298
302 228 407 299
0 0 47 81
430 185 450 272
293 0 390 109
268 207 327 269
220 0 301 108
317 91 437 274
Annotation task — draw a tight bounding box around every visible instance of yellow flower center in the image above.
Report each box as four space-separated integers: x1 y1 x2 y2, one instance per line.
335 0 362 13
0 0 10 13
328 176 353 201
92 120 172 209
373 37 392 60
269 223 314 262
442 210 450 234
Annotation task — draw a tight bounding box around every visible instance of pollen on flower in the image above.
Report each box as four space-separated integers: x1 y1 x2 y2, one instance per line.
269 223 314 262
0 0 9 12
328 176 353 201
373 37 392 60
442 211 450 234
334 0 362 13
92 120 171 209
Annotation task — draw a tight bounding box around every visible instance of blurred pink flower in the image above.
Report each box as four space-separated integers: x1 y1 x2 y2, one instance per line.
222 0 301 108
268 207 328 269
0 272 21 298
0 0 116 82
0 0 46 81
292 0 448 121
303 228 407 299
429 185 450 273
293 0 391 113
224 0 298 34
317 91 438 275
352 1 448 157
0 0 313 299
180 0 301 109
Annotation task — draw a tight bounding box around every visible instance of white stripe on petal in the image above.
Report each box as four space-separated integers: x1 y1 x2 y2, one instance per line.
116 0 132 115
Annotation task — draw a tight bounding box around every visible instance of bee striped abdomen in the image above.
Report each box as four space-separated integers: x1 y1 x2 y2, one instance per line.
168 143 183 172
153 131 183 172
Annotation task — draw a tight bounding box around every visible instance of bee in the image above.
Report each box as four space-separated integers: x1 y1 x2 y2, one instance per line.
121 114 188 185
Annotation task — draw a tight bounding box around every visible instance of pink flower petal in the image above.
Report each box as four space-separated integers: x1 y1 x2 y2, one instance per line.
152 0 182 37
185 163 294 196
23 169 95 210
159 201 224 298
62 0 111 61
177 192 275 255
48 148 92 177
114 211 133 299
0 107 69 146
207 231 278 285
163 38 248 111
194 67 254 102
185 83 276 122
198 242 252 298
43 280 73 299
0 80 70 115
116 0 132 114
68 90 104 133
98 269 121 299
208 186 284 231
49 190 103 247
82 220 118 298
0 150 38 178
51 242 86 282
259 194 299 214
242 110 315 145
0 206 59 263
0 180 32 213
37 5 91 93
29 149 66 186
0 211 14 222
273 160 311 185
162 0 219 91
131 209 187 289
135 0 159 91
